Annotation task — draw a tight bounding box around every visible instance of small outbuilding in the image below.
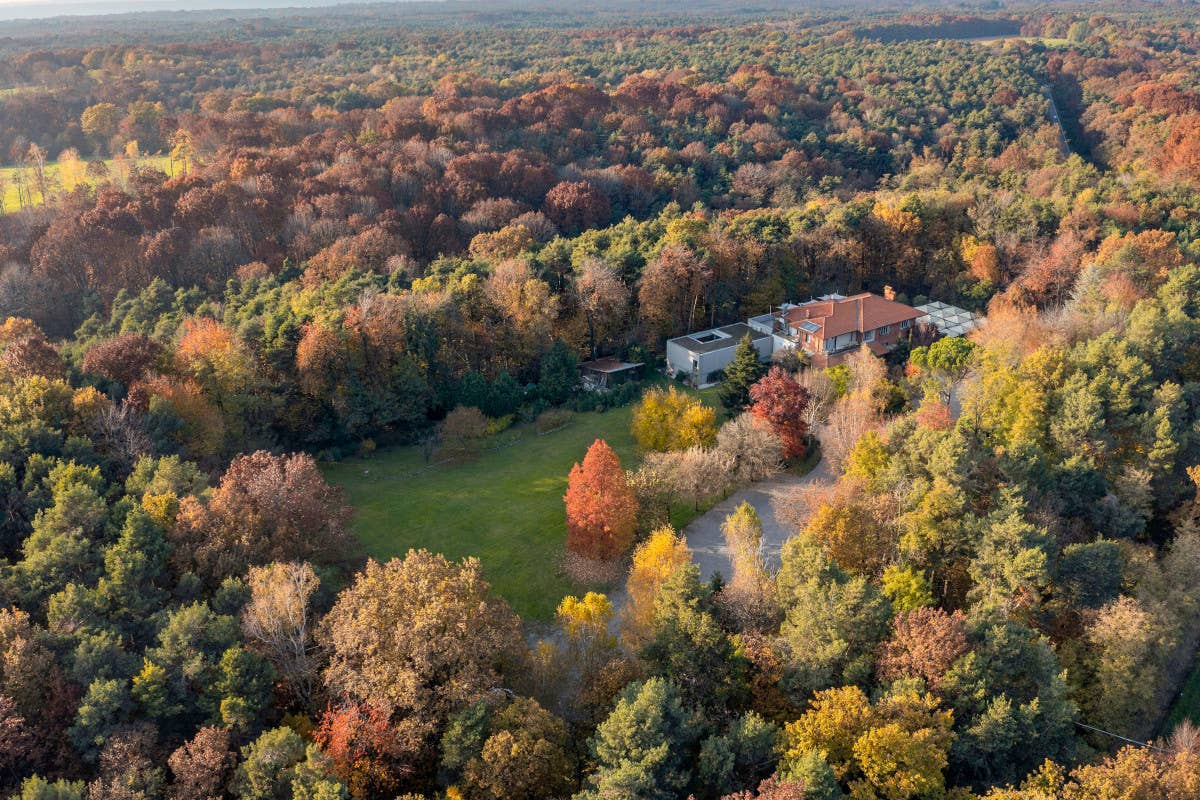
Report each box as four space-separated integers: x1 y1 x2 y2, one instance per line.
579 357 644 391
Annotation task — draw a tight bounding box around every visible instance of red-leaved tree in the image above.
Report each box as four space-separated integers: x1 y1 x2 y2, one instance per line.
749 366 811 459
564 439 638 560
315 700 413 799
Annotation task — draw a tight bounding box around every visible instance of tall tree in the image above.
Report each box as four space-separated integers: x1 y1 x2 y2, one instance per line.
720 335 766 414
320 552 522 772
580 678 699 800
564 439 639 561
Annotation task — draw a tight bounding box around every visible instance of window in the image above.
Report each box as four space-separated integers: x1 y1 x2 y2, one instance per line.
879 325 891 335
863 329 875 342
901 319 912 330
824 339 834 352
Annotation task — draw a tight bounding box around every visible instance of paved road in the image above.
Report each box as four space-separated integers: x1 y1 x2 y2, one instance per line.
683 456 835 582
1042 85 1071 157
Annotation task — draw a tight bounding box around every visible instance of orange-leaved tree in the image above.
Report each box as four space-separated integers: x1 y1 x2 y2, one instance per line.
564 438 639 561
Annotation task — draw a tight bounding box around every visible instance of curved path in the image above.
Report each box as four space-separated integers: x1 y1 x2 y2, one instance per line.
684 456 834 582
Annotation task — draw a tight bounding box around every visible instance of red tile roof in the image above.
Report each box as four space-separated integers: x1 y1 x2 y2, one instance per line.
782 293 925 339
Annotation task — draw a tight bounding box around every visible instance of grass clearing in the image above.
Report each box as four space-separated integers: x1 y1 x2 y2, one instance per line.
323 384 721 621
1164 655 1200 733
0 155 173 213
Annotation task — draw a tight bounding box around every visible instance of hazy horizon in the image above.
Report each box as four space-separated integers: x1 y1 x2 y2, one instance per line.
0 0 428 22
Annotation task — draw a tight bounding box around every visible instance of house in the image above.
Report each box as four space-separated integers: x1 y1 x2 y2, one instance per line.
665 322 773 387
579 357 644 391
748 288 926 367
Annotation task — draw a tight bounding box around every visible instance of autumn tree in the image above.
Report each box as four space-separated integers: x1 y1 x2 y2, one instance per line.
82 334 165 388
544 180 610 234
639 245 712 338
167 726 236 800
80 103 120 150
631 386 717 452
574 258 630 360
169 451 354 583
439 406 489 460
439 696 574 800
320 552 522 770
721 502 775 630
622 526 693 648
876 607 969 691
749 366 811 459
781 686 954 800
564 439 639 561
314 700 410 798
242 562 320 706
802 488 895 578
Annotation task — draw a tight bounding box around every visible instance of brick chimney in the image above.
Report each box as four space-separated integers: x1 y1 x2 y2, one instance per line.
883 284 896 301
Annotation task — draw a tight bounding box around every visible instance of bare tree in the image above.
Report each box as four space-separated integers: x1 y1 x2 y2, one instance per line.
24 143 50 204
796 367 838 430
670 445 734 510
716 413 784 485
242 561 320 706
90 401 154 466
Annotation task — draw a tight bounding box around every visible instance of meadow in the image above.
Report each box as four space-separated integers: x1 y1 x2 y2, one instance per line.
0 154 173 212
323 388 719 621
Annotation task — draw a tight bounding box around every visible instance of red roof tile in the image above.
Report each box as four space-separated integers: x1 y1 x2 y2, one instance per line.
781 293 925 339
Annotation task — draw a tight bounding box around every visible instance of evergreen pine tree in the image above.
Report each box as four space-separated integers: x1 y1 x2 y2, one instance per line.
719 334 766 413
539 340 579 405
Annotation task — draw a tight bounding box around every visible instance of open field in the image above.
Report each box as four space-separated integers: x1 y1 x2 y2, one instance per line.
1164 657 1200 732
0 154 173 213
969 35 1072 47
323 386 721 621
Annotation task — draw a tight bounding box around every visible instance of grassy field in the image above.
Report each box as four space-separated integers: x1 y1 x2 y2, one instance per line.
0 155 173 213
1164 656 1200 733
323 387 721 621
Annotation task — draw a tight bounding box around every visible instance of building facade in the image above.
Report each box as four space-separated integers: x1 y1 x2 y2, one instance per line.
665 322 773 387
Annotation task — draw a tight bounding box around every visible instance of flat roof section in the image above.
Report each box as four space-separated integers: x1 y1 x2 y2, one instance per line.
670 322 769 354
580 357 643 373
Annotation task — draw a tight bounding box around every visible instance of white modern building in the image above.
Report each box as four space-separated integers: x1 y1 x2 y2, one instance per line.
665 322 773 387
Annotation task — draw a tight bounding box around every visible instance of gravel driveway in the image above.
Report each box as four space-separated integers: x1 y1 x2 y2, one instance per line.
684 456 835 582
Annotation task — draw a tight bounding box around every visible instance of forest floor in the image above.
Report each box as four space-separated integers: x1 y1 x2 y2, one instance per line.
324 384 721 621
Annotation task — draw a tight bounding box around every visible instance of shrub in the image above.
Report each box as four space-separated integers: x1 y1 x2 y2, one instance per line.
485 414 515 436
440 406 489 459
536 408 574 434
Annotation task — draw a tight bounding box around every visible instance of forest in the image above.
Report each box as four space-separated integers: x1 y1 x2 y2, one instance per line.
3 0 1200 797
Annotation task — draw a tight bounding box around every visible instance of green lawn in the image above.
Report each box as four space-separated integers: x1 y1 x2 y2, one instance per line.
1164 655 1200 734
323 387 720 621
0 155 173 213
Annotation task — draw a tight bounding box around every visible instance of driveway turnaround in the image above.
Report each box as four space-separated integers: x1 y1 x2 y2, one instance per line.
683 456 834 582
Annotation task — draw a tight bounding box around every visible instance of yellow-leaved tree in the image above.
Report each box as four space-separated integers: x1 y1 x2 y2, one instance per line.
621 526 692 648
630 386 717 452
